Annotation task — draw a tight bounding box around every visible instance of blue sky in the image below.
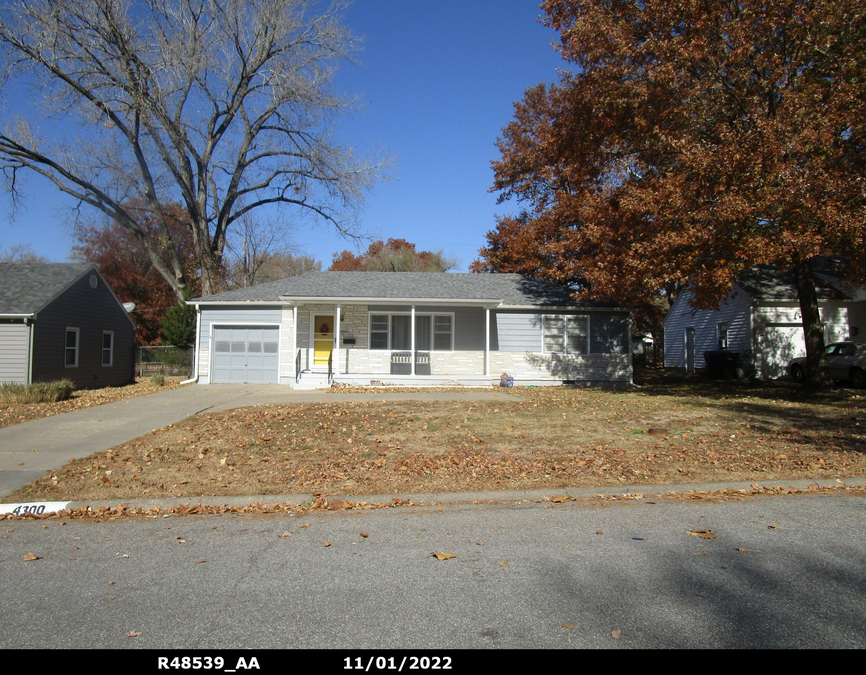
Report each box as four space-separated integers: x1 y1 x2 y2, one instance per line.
1 1 564 272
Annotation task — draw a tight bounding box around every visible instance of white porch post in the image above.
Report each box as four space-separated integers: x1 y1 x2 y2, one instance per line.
292 304 298 376
335 305 341 376
485 307 490 377
410 305 416 376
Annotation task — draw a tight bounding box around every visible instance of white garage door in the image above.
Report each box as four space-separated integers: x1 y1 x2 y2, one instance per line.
757 325 805 379
211 326 279 384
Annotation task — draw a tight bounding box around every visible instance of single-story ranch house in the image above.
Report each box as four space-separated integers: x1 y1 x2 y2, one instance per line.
188 272 632 388
0 262 136 389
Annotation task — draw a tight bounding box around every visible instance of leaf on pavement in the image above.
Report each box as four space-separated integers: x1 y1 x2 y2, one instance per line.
23 552 41 561
686 530 717 539
323 541 331 547
279 532 292 539
125 631 141 638
768 523 777 530
299 522 310 528
551 494 568 503
611 629 622 639
560 623 579 630
432 552 456 561
359 532 368 538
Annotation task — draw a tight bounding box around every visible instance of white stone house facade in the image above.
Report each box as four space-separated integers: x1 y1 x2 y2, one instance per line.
189 272 632 388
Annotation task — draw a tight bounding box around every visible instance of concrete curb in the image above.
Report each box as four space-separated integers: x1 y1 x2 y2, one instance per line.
4 476 863 516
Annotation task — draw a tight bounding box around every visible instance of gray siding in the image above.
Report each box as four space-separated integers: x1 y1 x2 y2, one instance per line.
492 313 542 352
493 310 629 354
31 272 135 389
0 321 29 384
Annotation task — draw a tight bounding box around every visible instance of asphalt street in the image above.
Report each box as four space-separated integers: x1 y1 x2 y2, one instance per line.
1 492 865 652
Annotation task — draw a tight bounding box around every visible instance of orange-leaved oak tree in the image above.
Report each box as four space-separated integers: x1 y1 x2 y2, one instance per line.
477 0 866 387
330 238 457 272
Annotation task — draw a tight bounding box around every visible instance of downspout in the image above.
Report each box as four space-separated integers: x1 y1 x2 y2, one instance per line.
26 317 34 385
181 304 202 384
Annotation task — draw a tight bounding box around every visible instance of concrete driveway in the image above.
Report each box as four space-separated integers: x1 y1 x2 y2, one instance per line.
0 384 513 499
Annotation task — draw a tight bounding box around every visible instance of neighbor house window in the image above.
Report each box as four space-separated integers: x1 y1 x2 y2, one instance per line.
65 328 79 367
102 331 114 366
368 313 454 351
717 322 728 349
543 315 589 354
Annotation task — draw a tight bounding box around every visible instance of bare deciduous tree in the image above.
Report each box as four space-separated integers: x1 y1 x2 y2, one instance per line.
0 0 383 299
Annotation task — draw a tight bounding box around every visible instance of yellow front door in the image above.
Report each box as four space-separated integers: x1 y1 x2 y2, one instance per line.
313 315 334 366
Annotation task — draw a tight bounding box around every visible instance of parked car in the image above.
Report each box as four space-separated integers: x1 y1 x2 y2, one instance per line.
789 342 866 387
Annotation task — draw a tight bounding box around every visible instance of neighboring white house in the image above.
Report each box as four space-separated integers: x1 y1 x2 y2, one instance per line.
664 262 862 379
188 272 632 388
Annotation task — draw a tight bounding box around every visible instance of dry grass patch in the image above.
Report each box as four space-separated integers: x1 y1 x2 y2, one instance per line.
6 378 866 503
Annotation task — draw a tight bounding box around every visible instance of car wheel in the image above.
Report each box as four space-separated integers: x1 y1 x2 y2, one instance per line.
851 368 866 389
791 364 805 383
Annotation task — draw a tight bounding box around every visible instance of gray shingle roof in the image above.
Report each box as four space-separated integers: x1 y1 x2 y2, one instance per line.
736 264 850 302
193 272 619 308
0 262 97 315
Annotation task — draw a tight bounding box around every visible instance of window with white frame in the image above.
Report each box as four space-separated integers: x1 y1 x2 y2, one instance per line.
102 331 114 366
543 315 589 354
368 313 454 351
717 322 728 349
65 328 79 367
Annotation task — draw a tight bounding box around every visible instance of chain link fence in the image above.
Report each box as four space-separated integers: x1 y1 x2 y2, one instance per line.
137 346 194 378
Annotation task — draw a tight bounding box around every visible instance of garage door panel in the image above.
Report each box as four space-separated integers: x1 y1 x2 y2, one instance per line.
211 326 279 383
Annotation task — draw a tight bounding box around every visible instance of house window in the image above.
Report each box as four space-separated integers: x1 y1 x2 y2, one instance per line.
717 322 728 349
368 313 454 351
65 328 79 367
102 331 114 366
543 315 589 354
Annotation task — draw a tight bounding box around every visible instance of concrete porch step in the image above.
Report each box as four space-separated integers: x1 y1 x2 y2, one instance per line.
294 372 332 390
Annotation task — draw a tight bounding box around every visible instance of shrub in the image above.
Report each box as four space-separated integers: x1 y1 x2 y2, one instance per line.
0 379 75 403
149 373 165 387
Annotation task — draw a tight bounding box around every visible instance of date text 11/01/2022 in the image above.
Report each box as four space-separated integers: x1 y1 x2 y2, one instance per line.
345 657 452 671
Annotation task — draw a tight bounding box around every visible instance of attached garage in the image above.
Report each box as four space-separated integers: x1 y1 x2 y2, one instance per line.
211 326 280 384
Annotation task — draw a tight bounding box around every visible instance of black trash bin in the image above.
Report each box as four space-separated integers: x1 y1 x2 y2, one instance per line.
703 350 740 378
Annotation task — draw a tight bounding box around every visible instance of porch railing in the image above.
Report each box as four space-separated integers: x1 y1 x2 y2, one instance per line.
390 351 431 375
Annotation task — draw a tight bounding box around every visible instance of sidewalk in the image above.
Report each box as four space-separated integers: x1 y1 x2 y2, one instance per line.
0 384 513 499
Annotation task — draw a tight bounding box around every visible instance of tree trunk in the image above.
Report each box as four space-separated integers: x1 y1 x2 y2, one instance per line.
792 256 833 389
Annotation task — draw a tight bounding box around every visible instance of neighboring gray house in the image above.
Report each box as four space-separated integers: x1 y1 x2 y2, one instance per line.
664 264 861 379
0 262 136 389
188 272 632 388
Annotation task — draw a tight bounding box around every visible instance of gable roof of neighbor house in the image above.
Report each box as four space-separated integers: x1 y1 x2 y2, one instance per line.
735 262 852 302
0 262 133 321
192 272 622 309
